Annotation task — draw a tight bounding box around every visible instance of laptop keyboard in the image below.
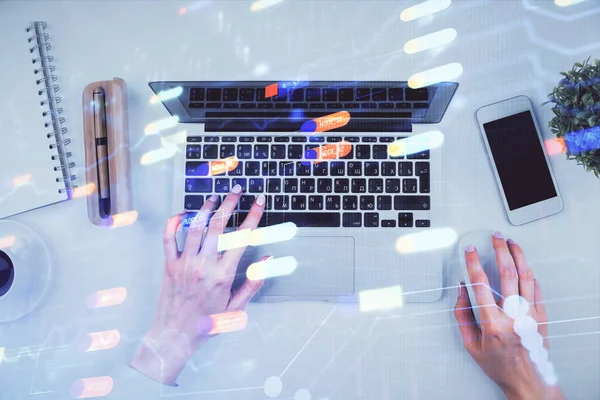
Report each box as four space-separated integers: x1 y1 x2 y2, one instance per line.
184 135 431 229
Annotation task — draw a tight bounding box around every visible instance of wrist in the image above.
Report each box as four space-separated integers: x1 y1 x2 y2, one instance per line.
504 384 564 400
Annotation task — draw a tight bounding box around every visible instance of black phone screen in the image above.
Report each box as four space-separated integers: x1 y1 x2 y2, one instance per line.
483 110 557 210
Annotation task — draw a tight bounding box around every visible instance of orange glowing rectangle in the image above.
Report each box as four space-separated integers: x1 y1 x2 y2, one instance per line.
109 210 138 228
300 111 350 133
209 156 239 176
72 183 96 199
81 330 121 352
70 376 113 399
544 138 566 156
12 173 32 188
208 311 248 334
265 83 279 99
87 287 127 309
311 141 352 162
0 235 16 249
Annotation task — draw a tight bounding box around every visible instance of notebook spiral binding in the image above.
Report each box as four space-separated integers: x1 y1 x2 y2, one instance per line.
26 21 77 196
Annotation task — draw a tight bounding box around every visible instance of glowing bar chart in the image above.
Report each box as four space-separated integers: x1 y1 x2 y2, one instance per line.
79 330 121 352
87 287 127 309
140 145 177 166
388 130 444 157
359 285 404 312
404 28 457 54
246 256 297 281
395 228 457 253
408 63 463 89
70 376 113 399
144 116 179 135
400 0 451 22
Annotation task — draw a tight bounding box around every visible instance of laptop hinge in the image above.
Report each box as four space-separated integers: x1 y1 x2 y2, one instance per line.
204 119 413 133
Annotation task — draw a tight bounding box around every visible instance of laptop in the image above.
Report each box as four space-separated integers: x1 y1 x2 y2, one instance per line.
150 81 457 302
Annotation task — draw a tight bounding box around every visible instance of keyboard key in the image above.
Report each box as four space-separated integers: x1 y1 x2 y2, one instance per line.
292 103 308 109
274 92 288 102
416 219 430 227
228 162 243 176
382 162 396 176
309 136 325 143
388 88 403 101
407 150 430 159
204 136 219 142
296 162 311 176
406 88 428 101
274 195 290 210
313 162 328 176
279 161 295 176
262 161 277 176
187 137 202 143
364 212 379 227
223 88 238 101
222 136 237 142
398 162 413 176
186 161 209 176
184 195 204 210
186 178 212 193
190 88 205 101
306 88 321 101
381 219 396 227
327 103 343 109
239 137 255 142
284 178 299 193
266 178 282 193
386 178 401 193
396 102 411 109
372 89 387 101
378 102 394 108
403 178 418 193
330 161 345 176
340 145 354 159
189 102 205 108
249 178 264 193
379 137 395 143
291 195 307 210
348 161 362 176
344 103 359 109
271 145 286 159
245 161 260 176
186 145 201 159
300 178 316 193
309 103 325 109
264 195 274 210
291 136 307 142
237 144 252 159
377 195 392 210
317 178 333 193
360 195 375 210
356 145 370 159
414 102 429 108
416 161 430 193
203 145 218 159
257 103 273 109
394 196 430 210
361 137 377 142
398 212 413 227
364 162 379 176
239 195 255 210
231 178 247 192
343 213 362 227
327 137 343 142
373 145 388 159
356 88 371 101
339 88 354 101
235 212 340 228
290 89 305 102
361 103 377 109
352 178 367 193
257 136 272 142
254 145 269 159
343 195 358 210
368 178 384 193
240 88 254 101
325 195 341 210
206 88 222 101
275 103 291 109
220 144 235 158
241 103 256 108
308 195 324 210
345 136 360 143
274 136 290 142
335 178 350 193
215 178 231 193
287 144 303 159
323 89 337 101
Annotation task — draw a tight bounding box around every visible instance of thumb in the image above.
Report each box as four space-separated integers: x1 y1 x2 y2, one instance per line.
454 282 481 353
227 256 270 311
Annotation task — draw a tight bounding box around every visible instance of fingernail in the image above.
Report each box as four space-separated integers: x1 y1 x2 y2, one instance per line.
208 194 219 202
465 245 475 253
493 231 503 239
231 184 242 194
457 282 463 299
256 194 266 206
507 238 516 245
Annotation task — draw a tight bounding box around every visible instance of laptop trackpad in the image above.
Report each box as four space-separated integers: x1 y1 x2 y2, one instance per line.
236 236 355 297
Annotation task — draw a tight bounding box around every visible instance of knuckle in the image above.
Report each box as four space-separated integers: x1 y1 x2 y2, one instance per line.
162 232 173 244
518 267 534 282
500 265 518 281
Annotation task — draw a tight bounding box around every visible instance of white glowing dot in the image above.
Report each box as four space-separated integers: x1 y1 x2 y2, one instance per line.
403 28 457 55
264 376 283 398
254 63 270 77
408 63 463 89
503 295 529 319
295 388 311 400
400 0 452 22
539 362 559 385
528 345 549 364
247 257 297 281
520 331 543 351
513 315 538 337
359 285 404 312
555 0 586 7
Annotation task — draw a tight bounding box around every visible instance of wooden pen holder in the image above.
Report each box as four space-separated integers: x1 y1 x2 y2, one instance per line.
82 78 132 226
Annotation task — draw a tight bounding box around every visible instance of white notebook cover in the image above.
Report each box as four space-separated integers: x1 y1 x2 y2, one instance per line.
0 16 70 218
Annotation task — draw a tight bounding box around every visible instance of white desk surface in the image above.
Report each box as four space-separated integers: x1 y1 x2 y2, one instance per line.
1 1 599 399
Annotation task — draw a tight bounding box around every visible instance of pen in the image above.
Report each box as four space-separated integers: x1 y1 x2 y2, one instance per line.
93 87 111 218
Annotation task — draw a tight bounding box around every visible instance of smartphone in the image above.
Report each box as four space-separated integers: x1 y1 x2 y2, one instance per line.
476 95 563 226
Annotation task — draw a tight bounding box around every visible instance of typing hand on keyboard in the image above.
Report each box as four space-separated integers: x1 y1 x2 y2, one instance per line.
130 185 267 385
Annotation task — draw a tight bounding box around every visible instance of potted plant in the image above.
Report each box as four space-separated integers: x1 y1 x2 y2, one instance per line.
545 57 600 177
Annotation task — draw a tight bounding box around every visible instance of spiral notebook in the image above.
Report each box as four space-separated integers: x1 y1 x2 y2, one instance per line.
0 21 77 219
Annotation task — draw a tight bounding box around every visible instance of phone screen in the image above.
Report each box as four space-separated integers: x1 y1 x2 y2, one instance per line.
483 110 557 210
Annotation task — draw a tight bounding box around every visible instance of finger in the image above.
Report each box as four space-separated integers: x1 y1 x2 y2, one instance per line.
226 256 269 311
464 245 500 323
491 231 519 299
454 282 481 353
182 195 219 259
534 279 549 349
219 194 266 278
506 238 534 305
200 184 244 257
163 212 184 263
